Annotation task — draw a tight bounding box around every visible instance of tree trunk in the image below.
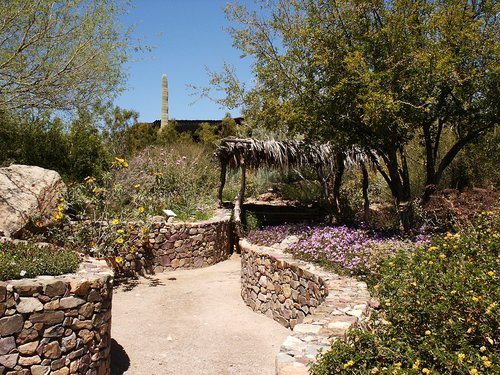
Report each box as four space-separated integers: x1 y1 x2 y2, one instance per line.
360 161 370 223
374 147 414 232
331 151 345 221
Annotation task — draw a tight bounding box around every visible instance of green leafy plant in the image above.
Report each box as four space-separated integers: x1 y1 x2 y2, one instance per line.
0 241 80 281
310 213 499 374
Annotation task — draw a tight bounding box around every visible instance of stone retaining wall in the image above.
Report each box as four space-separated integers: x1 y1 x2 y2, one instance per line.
0 259 113 375
149 210 233 273
240 239 373 375
77 209 233 276
240 239 329 329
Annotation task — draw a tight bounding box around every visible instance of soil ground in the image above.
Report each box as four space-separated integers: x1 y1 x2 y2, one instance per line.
110 254 290 375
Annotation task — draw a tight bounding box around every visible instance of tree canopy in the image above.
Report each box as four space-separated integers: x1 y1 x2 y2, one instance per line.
0 0 135 111
209 0 499 229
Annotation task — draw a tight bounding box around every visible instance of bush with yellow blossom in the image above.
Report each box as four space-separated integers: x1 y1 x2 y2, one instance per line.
311 212 499 374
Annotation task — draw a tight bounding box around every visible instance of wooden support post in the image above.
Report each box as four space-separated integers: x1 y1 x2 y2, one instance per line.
217 161 227 208
234 161 246 238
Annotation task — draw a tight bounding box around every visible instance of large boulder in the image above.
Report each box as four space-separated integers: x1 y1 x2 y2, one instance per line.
0 164 66 238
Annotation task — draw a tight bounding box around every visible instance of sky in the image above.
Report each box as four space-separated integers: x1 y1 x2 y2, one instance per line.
115 0 256 122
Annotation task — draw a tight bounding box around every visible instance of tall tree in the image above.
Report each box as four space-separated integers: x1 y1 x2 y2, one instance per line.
0 0 136 111
208 0 499 230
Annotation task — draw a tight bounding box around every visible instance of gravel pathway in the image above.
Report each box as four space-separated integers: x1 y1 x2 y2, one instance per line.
110 254 290 375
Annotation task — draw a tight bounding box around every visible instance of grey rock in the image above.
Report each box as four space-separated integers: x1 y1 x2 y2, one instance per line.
0 336 16 355
59 297 85 309
0 164 66 237
17 297 43 313
0 315 23 336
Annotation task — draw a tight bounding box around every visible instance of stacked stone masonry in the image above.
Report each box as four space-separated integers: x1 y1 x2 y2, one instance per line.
240 239 373 375
148 210 232 273
79 209 233 276
0 260 113 375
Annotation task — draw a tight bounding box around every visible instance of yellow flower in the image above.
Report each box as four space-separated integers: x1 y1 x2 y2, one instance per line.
439 254 446 259
458 353 465 363
59 196 65 202
425 330 431 335
89 241 96 247
422 368 431 374
84 176 95 184
115 237 124 244
134 184 141 188
487 271 495 277
112 218 120 225
53 211 64 221
114 157 125 163
123 161 129 167
395 362 401 368
469 368 478 375
471 296 479 302
138 206 145 213
371 368 379 374
115 256 123 264
388 262 395 267
343 360 354 369
480 346 486 352
412 359 420 369
374 284 380 289
428 260 433 265
428 246 438 252
117 229 124 234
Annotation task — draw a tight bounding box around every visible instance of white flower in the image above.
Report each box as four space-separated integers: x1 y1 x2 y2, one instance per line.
20 270 26 277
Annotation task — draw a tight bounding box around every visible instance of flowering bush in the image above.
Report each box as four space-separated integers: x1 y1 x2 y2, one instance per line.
310 212 499 374
0 241 80 281
247 224 428 280
66 143 222 222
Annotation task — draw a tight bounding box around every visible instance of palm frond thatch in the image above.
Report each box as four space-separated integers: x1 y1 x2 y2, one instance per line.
215 138 338 172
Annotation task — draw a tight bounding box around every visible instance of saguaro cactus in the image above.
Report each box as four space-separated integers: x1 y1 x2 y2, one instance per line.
161 73 168 129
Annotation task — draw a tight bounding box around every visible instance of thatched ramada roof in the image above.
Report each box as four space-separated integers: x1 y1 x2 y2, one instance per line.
215 138 338 171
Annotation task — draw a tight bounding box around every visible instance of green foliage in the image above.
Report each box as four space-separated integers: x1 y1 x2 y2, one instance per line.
311 213 499 374
0 0 137 111
196 122 220 146
0 241 80 281
212 0 499 230
67 143 221 222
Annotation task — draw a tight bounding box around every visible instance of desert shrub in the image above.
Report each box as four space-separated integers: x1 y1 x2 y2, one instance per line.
0 109 110 181
310 213 499 374
66 143 221 221
0 241 80 281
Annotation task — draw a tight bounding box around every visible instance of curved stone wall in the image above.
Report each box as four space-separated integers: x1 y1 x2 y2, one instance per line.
240 239 329 329
0 259 113 375
240 239 373 375
149 210 233 273
86 209 233 276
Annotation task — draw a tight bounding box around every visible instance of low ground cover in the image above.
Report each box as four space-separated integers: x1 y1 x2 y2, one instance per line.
247 213 499 373
310 212 499 374
0 240 80 281
247 224 429 282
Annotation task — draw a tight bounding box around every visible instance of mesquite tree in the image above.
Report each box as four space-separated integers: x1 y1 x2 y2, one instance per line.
0 0 136 111
206 0 499 231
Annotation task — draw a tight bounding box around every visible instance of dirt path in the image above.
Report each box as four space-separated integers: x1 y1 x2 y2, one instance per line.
110 254 290 375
